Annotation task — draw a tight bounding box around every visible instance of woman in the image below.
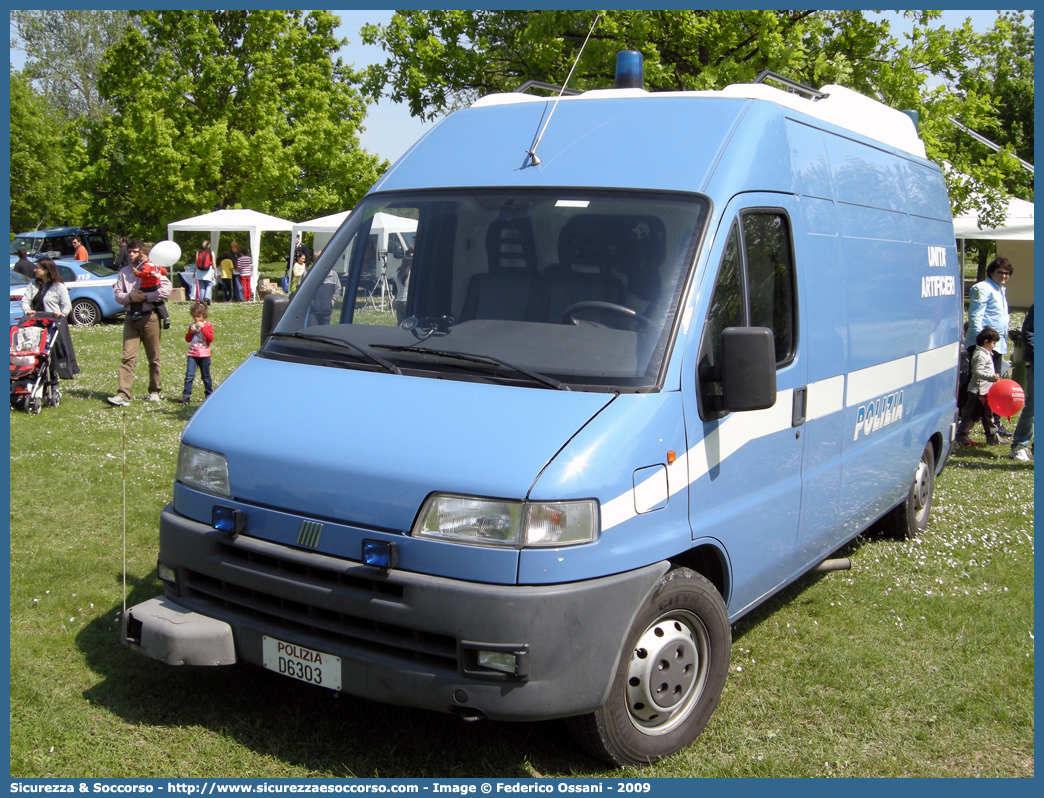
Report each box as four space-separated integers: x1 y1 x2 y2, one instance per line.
22 258 71 318
19 257 79 386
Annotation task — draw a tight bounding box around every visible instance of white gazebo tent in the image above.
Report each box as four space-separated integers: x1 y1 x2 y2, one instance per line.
167 209 295 297
290 210 351 263
953 196 1035 309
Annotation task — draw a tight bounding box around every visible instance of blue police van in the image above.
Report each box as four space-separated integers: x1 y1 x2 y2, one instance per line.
9 225 115 269
123 56 961 765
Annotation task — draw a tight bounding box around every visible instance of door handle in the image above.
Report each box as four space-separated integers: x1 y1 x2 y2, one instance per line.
792 387 807 427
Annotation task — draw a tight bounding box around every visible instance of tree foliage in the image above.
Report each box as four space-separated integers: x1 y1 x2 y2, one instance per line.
8 72 86 231
361 10 874 118
945 10 1034 225
10 9 132 124
361 10 1033 223
81 10 386 245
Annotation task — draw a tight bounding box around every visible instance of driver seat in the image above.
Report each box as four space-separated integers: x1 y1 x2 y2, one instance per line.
538 216 626 324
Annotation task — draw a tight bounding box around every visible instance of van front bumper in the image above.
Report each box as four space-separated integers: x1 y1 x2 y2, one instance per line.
123 505 669 721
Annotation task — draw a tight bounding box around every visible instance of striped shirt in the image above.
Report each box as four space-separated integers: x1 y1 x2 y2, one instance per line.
236 255 253 276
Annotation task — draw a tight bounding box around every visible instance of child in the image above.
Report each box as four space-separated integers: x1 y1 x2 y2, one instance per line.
177 302 214 405
289 251 307 293
236 250 253 301
129 244 171 329
956 326 1002 446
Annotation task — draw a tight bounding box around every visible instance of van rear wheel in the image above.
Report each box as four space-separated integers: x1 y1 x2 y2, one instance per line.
567 567 730 766
880 443 936 539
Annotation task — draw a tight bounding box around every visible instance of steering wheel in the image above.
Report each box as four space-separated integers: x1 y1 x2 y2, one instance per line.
562 301 652 329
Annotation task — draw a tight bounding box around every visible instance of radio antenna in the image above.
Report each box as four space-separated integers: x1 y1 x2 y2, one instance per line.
525 13 601 167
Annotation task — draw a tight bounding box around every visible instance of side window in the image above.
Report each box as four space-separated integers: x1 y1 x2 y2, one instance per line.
742 213 795 364
57 265 76 283
85 233 108 252
703 223 743 370
698 210 796 416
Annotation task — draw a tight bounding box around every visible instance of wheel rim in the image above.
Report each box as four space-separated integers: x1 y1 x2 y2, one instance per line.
911 453 932 524
72 301 99 325
625 609 710 734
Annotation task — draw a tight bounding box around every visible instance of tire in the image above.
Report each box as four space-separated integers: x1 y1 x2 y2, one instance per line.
44 383 61 408
28 396 42 415
567 567 730 766
70 298 101 326
879 443 936 539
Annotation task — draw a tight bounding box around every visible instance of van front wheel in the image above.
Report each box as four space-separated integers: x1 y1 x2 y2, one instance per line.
567 567 730 766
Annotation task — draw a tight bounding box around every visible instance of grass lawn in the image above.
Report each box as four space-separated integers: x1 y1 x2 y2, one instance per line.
8 296 1034 778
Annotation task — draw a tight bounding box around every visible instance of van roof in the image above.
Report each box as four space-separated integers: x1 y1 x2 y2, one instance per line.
471 81 926 159
17 227 81 237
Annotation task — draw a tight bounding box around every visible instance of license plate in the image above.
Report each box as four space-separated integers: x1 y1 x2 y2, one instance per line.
262 636 341 691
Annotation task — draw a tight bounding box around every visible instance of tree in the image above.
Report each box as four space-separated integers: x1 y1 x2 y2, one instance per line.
10 9 133 123
360 10 1032 222
84 10 386 244
949 11 1033 211
361 10 896 120
9 72 79 231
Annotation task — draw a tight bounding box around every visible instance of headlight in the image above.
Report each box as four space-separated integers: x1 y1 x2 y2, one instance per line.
412 494 597 548
177 443 230 497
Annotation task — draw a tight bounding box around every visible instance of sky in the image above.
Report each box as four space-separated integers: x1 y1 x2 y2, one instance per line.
332 9 428 165
9 9 1010 166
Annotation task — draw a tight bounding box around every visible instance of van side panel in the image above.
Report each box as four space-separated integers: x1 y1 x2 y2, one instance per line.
813 128 958 537
790 193 848 570
699 107 797 198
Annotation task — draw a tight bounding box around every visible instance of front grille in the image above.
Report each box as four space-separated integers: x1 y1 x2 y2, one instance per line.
181 543 458 669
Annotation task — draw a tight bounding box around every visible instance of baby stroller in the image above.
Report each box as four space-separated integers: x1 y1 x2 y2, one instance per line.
11 315 63 414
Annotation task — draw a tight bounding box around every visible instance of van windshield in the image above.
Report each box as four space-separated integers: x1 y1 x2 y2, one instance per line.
266 190 707 391
10 237 42 255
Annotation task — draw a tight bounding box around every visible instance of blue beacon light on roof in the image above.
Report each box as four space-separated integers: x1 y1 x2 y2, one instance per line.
615 50 644 89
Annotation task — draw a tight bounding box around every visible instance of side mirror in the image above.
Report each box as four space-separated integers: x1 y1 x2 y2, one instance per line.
390 238 405 259
719 327 777 411
260 293 290 347
701 327 777 415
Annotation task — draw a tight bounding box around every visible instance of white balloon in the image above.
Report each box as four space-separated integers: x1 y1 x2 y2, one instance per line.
149 240 182 268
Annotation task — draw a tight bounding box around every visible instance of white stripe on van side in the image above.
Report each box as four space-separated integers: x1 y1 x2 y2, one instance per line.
600 486 641 531
916 342 960 382
599 345 956 533
845 356 916 406
806 374 846 420
600 390 794 532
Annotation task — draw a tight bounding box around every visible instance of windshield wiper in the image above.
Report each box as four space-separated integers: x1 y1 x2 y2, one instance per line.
373 345 569 391
267 332 402 375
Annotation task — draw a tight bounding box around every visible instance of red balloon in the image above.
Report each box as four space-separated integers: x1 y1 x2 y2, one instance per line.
987 379 1025 418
